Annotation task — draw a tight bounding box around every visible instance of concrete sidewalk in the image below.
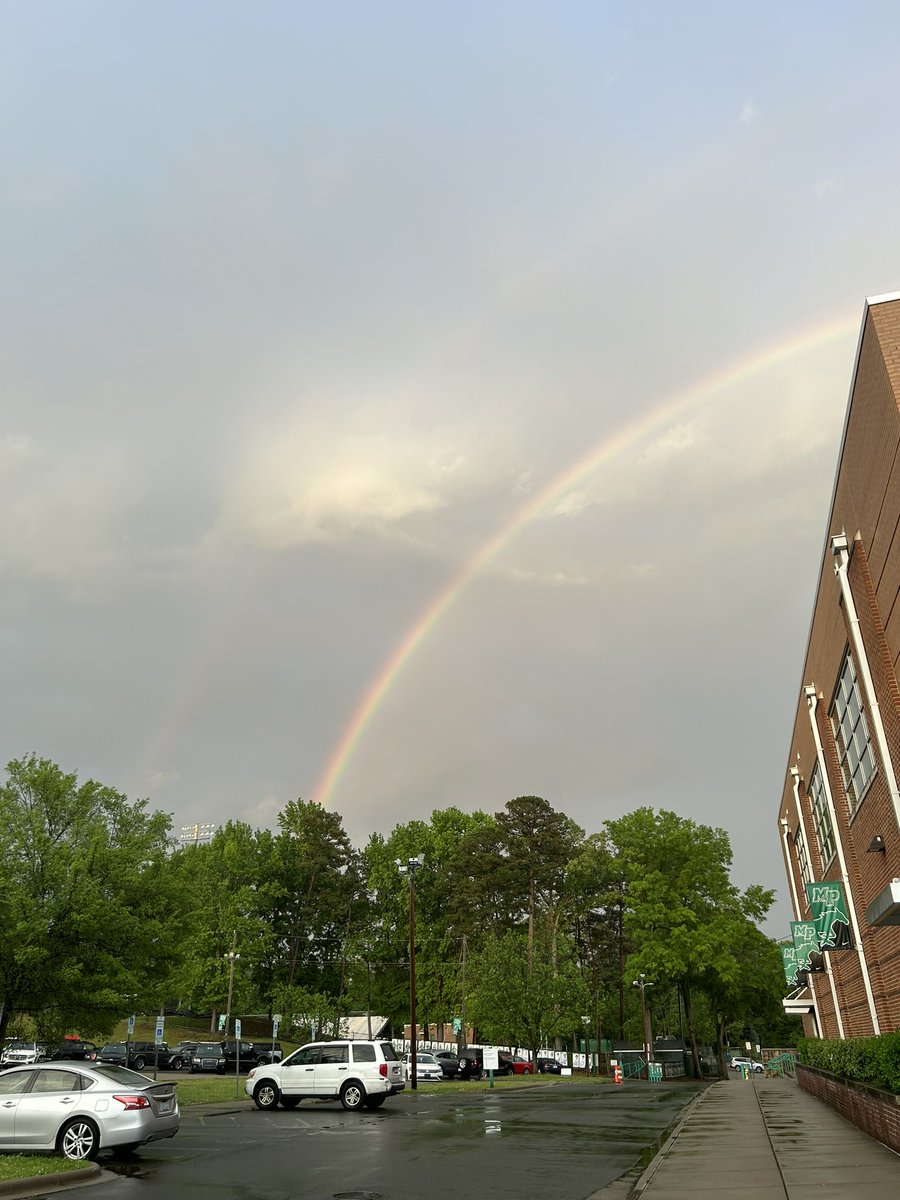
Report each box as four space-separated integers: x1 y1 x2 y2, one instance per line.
627 1073 899 1199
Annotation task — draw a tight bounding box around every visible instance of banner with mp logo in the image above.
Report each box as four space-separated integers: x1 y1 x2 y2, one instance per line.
805 880 853 951
781 944 800 986
791 920 822 972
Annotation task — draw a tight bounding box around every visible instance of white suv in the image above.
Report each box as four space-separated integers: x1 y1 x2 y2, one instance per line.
0 1041 46 1067
245 1039 405 1112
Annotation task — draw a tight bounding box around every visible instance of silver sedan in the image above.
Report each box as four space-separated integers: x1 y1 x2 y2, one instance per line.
0 1061 179 1160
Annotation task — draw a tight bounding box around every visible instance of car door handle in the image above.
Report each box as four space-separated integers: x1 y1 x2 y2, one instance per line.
338 1066 347 1072
1 1102 15 1108
60 1097 76 1104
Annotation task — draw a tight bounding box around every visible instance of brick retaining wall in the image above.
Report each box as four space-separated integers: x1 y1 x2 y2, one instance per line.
797 1063 900 1153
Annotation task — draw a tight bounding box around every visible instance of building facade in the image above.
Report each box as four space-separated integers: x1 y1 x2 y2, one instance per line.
779 292 900 1039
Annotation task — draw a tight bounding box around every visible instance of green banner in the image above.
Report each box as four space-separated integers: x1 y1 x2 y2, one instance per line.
791 920 820 971
806 880 853 951
781 944 799 986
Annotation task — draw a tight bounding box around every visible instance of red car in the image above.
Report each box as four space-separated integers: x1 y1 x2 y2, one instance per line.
506 1054 534 1075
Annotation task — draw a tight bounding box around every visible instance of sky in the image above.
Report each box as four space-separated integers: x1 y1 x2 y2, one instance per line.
3 1 900 936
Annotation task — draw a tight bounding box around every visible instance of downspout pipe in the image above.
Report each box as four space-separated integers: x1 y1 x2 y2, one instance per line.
786 770 833 1038
805 685 880 1034
831 533 900 833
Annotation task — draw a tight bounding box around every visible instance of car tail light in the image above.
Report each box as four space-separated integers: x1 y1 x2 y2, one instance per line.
113 1094 151 1110
379 1063 388 1078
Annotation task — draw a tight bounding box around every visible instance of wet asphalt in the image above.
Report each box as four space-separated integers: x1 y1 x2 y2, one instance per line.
62 1080 706 1200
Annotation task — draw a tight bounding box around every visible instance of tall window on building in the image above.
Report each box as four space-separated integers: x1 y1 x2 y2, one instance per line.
809 764 835 866
830 650 877 811
794 825 812 888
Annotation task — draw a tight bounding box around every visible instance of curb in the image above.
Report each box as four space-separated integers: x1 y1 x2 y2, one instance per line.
0 1164 101 1199
626 1085 710 1199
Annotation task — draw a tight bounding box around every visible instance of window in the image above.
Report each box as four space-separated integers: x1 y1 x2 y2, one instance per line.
0 1071 34 1094
351 1044 376 1062
809 764 835 866
830 651 877 810
794 826 812 888
318 1043 348 1064
31 1069 80 1093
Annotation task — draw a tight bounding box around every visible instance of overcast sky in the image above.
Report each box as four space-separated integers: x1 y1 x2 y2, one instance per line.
3 1 898 934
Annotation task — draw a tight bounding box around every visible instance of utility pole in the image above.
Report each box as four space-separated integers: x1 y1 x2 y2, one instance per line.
632 974 654 1081
397 854 425 1090
224 930 239 1038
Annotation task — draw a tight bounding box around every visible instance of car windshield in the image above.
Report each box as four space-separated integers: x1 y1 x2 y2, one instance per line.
417 1053 436 1063
197 1043 222 1054
101 1044 124 1053
5 1042 30 1051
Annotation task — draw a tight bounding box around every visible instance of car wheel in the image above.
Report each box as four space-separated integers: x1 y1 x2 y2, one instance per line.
253 1080 280 1110
365 1095 386 1109
523 1066 532 1074
170 1057 184 1071
280 1096 301 1109
340 1081 365 1111
132 1056 146 1071
59 1118 100 1161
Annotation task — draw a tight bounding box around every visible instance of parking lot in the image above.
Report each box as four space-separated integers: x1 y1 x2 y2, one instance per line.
69 1080 703 1200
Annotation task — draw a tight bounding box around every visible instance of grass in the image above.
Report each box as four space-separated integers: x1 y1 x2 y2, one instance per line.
173 1076 253 1105
0 1156 93 1181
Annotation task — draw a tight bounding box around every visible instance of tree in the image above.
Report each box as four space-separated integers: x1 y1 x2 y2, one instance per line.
605 807 773 1078
0 755 180 1041
467 925 589 1055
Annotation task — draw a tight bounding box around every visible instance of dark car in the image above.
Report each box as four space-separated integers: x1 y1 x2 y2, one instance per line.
432 1049 460 1078
49 1040 98 1062
535 1056 563 1074
191 1042 227 1073
98 1041 184 1071
191 1039 257 1074
456 1047 515 1080
250 1040 283 1065
167 1041 199 1070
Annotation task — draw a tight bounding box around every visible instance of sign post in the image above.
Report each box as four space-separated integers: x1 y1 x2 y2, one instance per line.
482 1046 499 1089
235 1019 242 1097
154 1015 165 1081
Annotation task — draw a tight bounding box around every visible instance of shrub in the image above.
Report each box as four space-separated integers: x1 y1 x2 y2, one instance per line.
798 1032 900 1093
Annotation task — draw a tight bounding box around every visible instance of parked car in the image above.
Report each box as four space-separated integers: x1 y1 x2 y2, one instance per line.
249 1040 283 1065
167 1042 199 1070
0 1041 46 1067
535 1056 563 1074
245 1039 405 1112
432 1049 460 1078
0 1061 179 1160
190 1042 227 1073
98 1042 181 1072
729 1056 764 1073
507 1054 534 1075
401 1052 443 1082
219 1040 258 1072
49 1040 98 1062
456 1047 516 1080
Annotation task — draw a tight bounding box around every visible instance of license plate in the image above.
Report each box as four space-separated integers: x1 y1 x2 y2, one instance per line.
158 1098 174 1113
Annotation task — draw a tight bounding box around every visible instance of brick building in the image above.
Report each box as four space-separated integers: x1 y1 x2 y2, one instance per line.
778 291 900 1039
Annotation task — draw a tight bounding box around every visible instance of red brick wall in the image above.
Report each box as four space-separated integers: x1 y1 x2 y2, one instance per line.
798 1063 900 1153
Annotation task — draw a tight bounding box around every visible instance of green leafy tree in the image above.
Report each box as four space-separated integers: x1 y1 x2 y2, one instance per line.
0 755 180 1041
605 807 773 1078
468 925 589 1055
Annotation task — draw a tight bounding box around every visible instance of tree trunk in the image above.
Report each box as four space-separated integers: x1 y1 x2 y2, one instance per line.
681 982 703 1079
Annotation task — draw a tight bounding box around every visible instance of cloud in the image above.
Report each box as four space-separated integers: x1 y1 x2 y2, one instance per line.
814 176 837 197
639 423 699 465
739 101 758 125
217 421 475 549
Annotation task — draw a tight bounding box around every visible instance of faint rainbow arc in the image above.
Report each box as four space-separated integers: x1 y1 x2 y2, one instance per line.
313 312 857 809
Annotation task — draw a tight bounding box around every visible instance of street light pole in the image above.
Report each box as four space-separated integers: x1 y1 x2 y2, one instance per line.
632 974 654 1081
224 930 239 1038
397 854 425 1091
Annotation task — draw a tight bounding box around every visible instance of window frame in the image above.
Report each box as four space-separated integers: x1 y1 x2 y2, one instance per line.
808 762 836 868
829 649 878 812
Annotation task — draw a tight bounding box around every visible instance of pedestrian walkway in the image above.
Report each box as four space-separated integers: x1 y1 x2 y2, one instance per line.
625 1073 899 1199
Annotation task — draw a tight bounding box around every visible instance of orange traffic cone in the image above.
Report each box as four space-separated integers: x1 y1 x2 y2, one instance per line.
613 1063 623 1084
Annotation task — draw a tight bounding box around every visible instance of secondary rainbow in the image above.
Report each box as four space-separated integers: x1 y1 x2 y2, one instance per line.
313 311 858 809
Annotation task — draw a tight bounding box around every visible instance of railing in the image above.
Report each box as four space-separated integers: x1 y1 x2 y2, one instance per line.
765 1052 798 1077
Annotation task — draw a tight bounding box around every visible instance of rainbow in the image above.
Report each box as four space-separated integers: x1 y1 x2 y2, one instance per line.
312 311 858 809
